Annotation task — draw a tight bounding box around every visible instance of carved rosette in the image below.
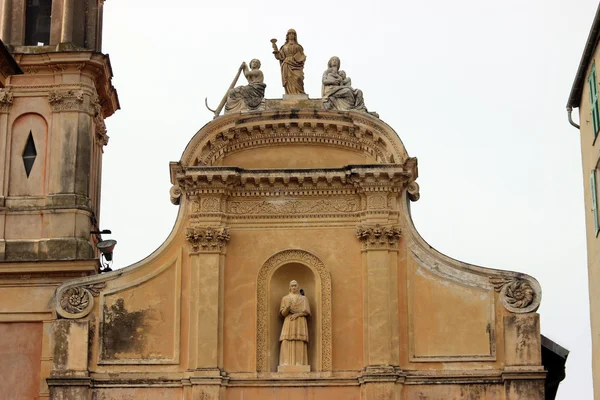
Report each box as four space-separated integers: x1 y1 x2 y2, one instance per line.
0 89 13 113
48 89 87 112
56 282 106 319
490 277 540 314
356 224 402 250
186 226 230 253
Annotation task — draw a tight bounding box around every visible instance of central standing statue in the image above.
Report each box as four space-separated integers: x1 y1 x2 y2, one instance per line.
278 280 311 371
271 29 306 95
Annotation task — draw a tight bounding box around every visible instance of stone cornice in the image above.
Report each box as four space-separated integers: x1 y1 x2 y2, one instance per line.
10 52 119 118
169 162 419 204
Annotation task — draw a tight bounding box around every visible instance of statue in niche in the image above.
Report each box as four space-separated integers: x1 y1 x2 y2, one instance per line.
278 280 311 372
322 56 378 117
271 29 306 95
224 59 266 113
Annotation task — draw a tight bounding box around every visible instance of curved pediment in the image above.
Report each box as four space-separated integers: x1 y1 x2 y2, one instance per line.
180 109 409 169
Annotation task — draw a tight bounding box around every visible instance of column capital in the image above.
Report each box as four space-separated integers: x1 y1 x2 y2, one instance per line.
356 224 401 250
186 226 230 254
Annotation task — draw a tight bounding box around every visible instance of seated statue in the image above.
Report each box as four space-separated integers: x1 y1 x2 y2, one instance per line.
225 59 266 113
322 56 378 117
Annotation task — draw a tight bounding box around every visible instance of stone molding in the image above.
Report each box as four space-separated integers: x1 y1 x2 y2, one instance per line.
256 249 332 372
0 88 13 113
356 224 402 250
490 277 540 314
12 51 120 118
185 226 230 253
55 282 106 319
171 163 418 205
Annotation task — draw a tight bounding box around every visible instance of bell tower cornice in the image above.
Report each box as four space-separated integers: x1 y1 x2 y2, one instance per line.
8 51 119 118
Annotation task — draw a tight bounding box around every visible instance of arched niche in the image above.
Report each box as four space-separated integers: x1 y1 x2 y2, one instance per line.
256 250 332 373
8 113 48 196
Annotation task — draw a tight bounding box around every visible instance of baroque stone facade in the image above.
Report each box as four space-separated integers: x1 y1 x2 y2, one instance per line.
44 105 547 400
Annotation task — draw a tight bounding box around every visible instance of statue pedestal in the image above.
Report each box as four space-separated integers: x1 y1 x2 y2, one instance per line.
282 94 309 100
277 365 311 373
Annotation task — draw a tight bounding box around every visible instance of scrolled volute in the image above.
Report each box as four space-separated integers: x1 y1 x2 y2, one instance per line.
490 276 541 314
55 282 106 319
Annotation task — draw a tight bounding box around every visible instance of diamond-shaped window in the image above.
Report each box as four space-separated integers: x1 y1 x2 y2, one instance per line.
22 131 37 177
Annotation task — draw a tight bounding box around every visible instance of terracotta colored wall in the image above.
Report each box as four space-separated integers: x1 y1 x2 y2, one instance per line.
0 322 43 400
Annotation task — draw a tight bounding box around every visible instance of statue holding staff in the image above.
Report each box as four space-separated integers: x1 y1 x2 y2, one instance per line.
271 29 306 95
205 59 266 116
224 59 266 113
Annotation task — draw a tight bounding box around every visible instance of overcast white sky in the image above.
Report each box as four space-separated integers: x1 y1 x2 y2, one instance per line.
100 1 596 397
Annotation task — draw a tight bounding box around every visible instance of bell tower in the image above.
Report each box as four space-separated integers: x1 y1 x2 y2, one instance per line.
0 0 119 261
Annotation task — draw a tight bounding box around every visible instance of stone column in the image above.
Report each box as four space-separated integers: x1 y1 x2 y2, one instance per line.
61 0 74 43
0 0 11 44
356 223 402 399
185 225 230 399
502 313 545 399
0 88 13 260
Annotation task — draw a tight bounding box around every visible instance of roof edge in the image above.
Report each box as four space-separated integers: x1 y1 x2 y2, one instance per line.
567 3 600 108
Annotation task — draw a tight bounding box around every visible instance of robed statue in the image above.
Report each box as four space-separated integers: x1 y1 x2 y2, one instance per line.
322 56 378 117
278 280 311 371
224 59 266 113
271 29 306 95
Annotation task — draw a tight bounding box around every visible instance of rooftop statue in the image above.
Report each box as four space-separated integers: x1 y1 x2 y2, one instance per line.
205 59 266 117
322 56 378 117
271 29 306 95
224 59 266 114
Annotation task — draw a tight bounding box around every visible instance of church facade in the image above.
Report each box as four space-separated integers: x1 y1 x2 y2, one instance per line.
0 2 560 400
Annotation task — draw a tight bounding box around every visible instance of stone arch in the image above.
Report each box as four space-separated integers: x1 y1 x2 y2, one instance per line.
256 249 332 373
8 112 48 196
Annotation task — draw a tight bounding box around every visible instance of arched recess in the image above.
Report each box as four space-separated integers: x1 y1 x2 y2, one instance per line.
8 113 48 196
256 249 332 373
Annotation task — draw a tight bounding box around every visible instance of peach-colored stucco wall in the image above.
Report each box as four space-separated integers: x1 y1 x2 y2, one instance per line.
0 322 43 400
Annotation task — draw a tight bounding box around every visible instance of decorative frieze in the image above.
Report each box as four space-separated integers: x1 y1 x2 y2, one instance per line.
186 226 230 253
228 198 359 214
356 224 401 250
56 282 106 319
490 277 540 314
48 89 86 112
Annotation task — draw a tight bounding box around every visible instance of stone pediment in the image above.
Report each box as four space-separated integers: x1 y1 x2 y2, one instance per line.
182 109 408 168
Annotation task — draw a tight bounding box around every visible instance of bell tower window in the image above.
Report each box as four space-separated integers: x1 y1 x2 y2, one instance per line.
25 0 52 46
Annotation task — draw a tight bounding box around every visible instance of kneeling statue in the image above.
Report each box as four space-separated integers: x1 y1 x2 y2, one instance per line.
278 280 311 372
224 59 266 113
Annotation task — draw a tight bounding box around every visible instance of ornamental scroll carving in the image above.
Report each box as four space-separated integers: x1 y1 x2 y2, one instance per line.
256 250 332 372
0 89 13 113
92 95 109 146
356 224 401 250
48 90 86 112
56 282 106 319
228 198 359 215
186 226 230 253
490 277 540 314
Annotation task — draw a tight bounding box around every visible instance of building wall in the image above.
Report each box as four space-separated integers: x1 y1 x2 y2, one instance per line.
577 44 600 399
